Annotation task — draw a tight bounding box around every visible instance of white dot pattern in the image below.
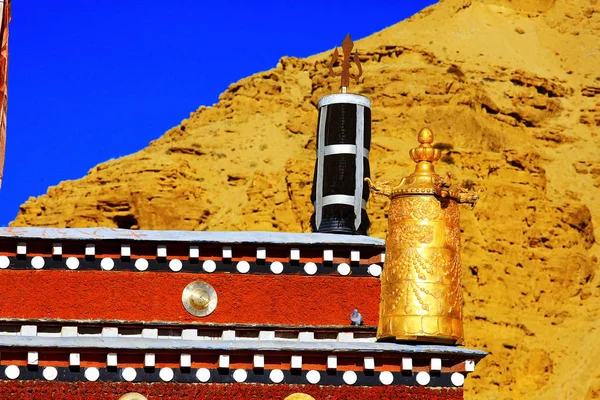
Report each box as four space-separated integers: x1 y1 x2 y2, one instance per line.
343 370 358 385
31 256 45 270
122 367 137 382
202 260 217 273
85 367 100 382
304 262 318 275
337 263 351 276
306 370 321 384
368 264 382 277
196 368 211 382
379 371 394 385
270 261 284 274
66 257 80 270
232 369 248 382
159 367 174 382
269 369 284 383
236 261 250 274
5 365 19 380
169 259 183 272
134 258 149 271
416 371 431 386
42 366 58 381
100 257 114 271
451 372 465 387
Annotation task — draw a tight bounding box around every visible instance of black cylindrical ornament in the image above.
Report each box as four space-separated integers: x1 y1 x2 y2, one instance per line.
310 93 371 235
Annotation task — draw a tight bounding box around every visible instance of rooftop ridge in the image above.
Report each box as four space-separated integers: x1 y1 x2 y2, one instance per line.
0 227 385 246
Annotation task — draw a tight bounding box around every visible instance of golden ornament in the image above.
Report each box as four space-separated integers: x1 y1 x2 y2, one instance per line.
366 128 481 344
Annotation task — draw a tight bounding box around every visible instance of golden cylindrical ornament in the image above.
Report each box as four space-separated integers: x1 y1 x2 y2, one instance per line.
379 195 463 344
366 128 481 345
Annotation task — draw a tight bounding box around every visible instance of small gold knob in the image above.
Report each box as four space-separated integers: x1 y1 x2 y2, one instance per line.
182 281 218 317
418 127 434 144
190 288 210 310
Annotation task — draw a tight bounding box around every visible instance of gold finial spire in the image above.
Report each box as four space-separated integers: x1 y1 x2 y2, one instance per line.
366 128 481 205
407 127 442 179
410 127 440 162
328 33 363 93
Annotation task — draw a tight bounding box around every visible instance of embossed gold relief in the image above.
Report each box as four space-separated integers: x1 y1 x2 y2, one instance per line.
367 128 481 345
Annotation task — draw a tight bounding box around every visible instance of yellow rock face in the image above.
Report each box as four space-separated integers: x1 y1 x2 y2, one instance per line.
11 0 600 398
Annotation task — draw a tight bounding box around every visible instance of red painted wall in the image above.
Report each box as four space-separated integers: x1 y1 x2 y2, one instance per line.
0 381 463 399
0 271 380 327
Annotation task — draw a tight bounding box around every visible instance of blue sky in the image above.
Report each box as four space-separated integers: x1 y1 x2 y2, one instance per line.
3 0 436 226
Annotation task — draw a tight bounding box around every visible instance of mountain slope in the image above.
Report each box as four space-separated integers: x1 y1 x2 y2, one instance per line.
12 0 600 398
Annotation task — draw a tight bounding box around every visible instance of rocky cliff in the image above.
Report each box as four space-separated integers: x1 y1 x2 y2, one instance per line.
12 0 600 398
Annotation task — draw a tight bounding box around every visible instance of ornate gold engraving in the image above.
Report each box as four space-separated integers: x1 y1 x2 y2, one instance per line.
368 128 481 345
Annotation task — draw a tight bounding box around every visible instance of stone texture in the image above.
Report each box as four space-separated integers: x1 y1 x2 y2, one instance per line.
11 0 600 398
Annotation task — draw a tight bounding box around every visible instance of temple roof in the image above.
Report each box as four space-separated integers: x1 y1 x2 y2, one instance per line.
0 227 385 247
0 335 486 358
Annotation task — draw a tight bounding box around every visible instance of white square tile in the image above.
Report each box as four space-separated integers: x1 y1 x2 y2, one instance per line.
121 244 131 257
107 353 118 367
221 330 236 340
259 331 275 340
291 355 302 369
350 250 360 263
323 249 333 262
16 243 26 255
27 351 38 366
402 357 413 371
219 354 230 369
157 245 167 258
327 355 337 370
70 353 80 367
298 332 314 341
290 248 300 261
337 332 354 341
189 246 199 259
102 327 118 337
465 359 475 372
253 354 264 369
20 325 37 337
256 247 266 260
222 247 232 259
142 328 158 339
364 357 375 370
52 243 62 256
181 329 197 340
61 326 78 337
85 244 95 257
431 358 442 371
145 353 155 368
180 353 191 368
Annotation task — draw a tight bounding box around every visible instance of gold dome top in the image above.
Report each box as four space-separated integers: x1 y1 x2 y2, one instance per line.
408 127 441 170
418 127 434 144
395 128 441 195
